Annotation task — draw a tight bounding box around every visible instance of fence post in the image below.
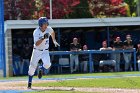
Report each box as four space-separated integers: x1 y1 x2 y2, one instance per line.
57 28 61 51
0 0 6 77
50 0 52 19
107 27 110 47
89 53 93 73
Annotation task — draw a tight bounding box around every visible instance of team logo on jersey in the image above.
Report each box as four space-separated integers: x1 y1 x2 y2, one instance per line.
39 36 44 39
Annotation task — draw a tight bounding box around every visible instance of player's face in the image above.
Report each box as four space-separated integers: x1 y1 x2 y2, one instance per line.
41 23 48 32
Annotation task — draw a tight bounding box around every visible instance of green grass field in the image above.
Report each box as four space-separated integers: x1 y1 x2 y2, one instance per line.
3 71 140 80
31 77 140 89
3 71 140 93
39 71 140 78
5 72 140 89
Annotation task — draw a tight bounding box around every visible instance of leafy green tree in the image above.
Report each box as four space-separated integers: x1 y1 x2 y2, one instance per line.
88 0 127 18
124 0 138 17
4 0 36 20
32 0 81 19
4 0 80 20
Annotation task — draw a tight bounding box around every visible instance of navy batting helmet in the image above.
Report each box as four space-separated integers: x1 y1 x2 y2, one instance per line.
38 17 49 27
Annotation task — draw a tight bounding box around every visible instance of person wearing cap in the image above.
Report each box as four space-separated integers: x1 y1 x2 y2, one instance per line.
123 35 134 71
112 37 123 72
70 38 81 73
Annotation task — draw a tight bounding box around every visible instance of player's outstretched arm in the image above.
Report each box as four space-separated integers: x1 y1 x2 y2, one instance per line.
51 31 60 47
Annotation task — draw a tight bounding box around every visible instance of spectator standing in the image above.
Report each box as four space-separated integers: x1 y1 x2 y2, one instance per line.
113 37 123 72
12 45 21 75
123 35 133 71
137 44 140 71
80 45 88 73
21 44 32 75
70 38 81 73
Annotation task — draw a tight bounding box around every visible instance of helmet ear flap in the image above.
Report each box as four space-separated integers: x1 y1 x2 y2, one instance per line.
46 22 49 26
39 23 42 27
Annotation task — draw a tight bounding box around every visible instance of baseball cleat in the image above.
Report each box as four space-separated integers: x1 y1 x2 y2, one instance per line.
27 82 32 89
38 68 43 79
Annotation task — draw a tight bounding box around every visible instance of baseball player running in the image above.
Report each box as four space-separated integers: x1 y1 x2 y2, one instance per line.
27 17 60 89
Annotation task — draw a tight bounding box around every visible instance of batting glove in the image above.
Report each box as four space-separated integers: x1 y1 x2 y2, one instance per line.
53 40 60 47
44 33 49 39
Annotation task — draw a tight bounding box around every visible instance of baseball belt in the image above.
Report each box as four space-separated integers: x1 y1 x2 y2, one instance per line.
33 48 48 51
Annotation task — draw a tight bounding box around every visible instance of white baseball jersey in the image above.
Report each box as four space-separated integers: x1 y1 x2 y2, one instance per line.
33 26 53 50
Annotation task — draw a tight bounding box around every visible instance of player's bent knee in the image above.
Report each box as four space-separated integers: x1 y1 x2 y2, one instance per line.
30 62 37 69
28 65 36 76
28 71 34 76
43 63 51 69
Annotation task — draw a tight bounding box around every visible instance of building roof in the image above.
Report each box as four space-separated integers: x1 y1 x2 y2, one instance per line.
4 17 140 32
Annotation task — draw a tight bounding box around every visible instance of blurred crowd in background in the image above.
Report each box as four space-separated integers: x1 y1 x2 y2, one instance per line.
11 26 140 76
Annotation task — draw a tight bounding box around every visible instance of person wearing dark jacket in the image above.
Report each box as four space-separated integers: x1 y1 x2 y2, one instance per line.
112 37 123 72
80 45 88 73
123 35 133 71
70 38 81 73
